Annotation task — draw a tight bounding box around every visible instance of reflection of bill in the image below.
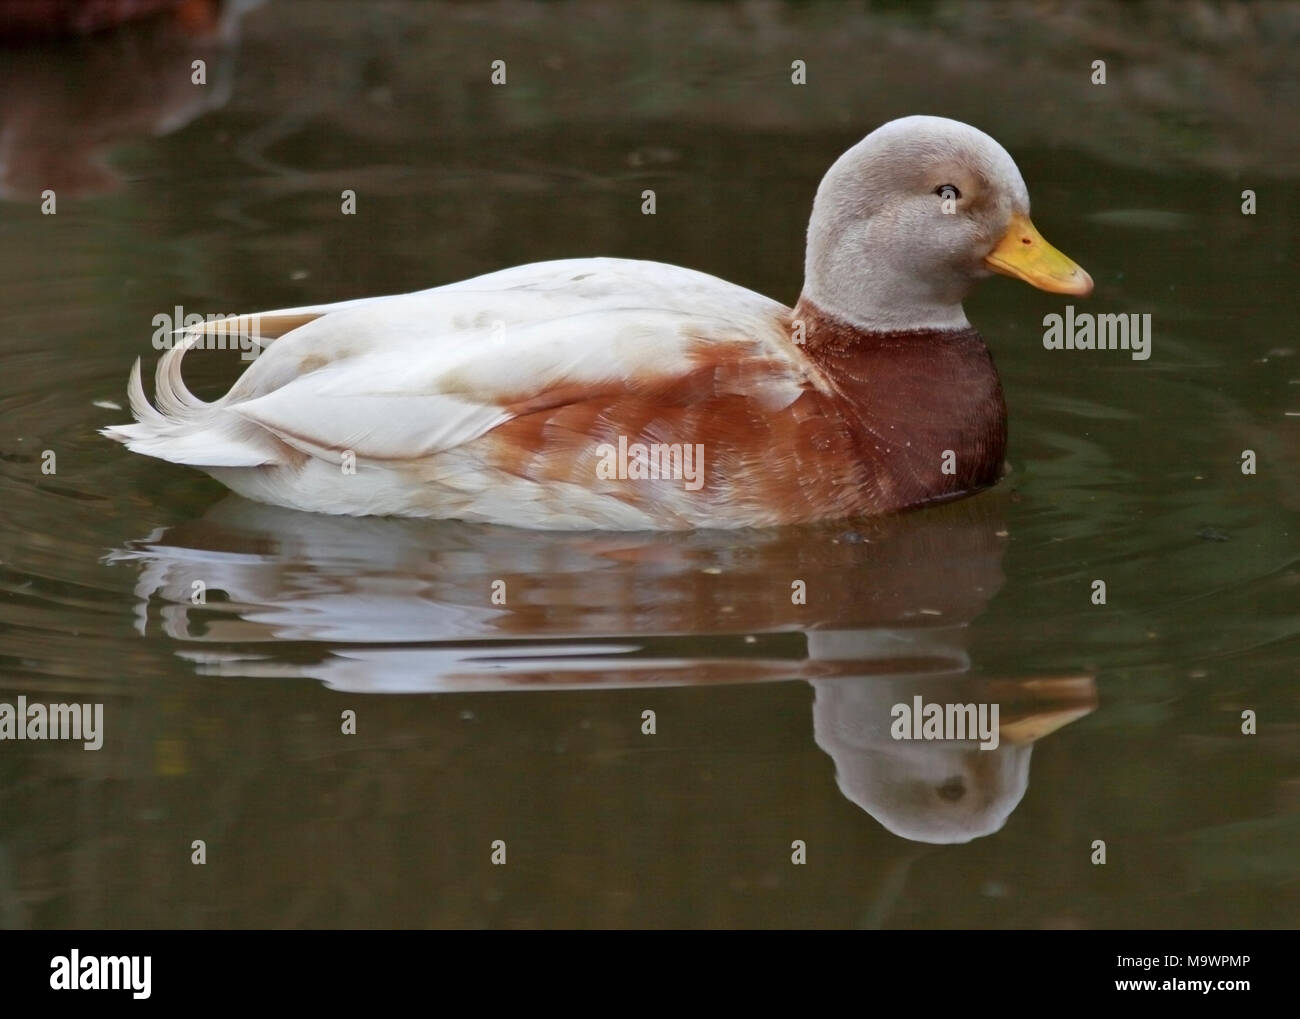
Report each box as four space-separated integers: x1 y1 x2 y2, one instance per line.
0 0 262 200
106 492 1094 843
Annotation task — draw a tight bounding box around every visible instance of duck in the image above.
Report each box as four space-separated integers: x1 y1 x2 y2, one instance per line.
104 115 1092 530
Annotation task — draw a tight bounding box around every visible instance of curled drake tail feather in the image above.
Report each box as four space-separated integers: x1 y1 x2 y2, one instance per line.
101 341 280 468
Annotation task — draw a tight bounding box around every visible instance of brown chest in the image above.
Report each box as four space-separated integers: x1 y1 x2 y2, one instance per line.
795 303 1008 514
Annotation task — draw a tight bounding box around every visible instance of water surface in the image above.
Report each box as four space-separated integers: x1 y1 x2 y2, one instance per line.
0 0 1297 928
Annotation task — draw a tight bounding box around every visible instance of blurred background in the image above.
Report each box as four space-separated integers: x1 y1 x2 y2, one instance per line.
0 0 1297 928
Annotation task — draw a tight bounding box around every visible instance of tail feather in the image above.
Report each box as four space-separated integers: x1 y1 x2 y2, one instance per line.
167 295 388 346
102 339 280 468
105 294 385 469
125 356 163 425
153 335 206 418
168 310 314 347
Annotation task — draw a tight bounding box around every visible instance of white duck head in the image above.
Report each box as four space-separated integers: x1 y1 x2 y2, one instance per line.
802 115 1093 332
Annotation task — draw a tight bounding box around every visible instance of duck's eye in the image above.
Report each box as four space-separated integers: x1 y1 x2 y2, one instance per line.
937 777 966 802
935 184 961 201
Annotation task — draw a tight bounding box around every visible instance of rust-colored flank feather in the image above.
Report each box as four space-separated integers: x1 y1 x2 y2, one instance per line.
479 298 1006 528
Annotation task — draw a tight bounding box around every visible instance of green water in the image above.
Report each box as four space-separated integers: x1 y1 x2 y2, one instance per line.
0 0 1297 928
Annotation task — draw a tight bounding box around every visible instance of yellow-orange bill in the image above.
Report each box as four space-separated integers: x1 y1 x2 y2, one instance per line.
984 212 1094 296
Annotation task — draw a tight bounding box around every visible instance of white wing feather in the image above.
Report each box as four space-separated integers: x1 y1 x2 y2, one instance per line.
105 258 802 470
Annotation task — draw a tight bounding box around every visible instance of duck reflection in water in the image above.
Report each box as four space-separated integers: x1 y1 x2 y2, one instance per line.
108 494 1095 844
0 0 261 200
